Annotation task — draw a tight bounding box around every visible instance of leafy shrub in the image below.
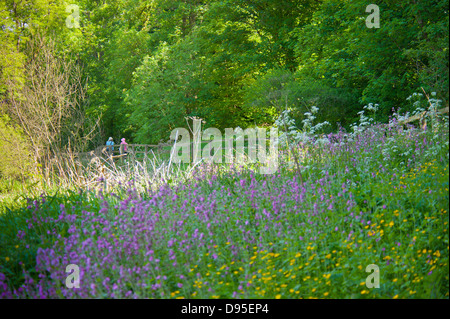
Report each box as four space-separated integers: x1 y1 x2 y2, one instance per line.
0 115 33 180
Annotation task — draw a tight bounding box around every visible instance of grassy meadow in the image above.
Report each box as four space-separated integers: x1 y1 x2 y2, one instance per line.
0 111 448 299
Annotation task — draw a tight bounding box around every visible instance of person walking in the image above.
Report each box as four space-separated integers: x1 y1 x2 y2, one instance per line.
106 137 114 155
120 138 128 155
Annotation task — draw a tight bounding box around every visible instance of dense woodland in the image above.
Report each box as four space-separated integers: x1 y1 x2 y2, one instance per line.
0 0 449 179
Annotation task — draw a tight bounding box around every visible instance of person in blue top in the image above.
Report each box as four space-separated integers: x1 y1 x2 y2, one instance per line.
106 137 114 155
